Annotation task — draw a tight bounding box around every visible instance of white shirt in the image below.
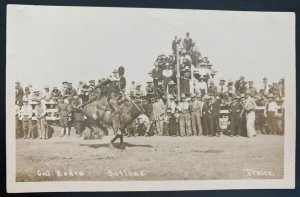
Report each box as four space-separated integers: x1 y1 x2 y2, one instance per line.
177 101 189 112
162 69 173 78
35 103 47 117
168 101 177 113
197 81 207 91
23 93 32 102
20 104 33 118
266 101 278 112
42 90 51 101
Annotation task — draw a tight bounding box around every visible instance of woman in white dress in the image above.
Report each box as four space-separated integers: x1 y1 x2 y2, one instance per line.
243 91 257 137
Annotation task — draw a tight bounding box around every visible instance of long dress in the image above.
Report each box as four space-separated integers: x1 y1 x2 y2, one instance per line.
244 97 257 137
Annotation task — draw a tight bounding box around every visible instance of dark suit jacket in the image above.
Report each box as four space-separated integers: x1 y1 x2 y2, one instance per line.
152 68 163 81
210 99 221 117
183 38 193 50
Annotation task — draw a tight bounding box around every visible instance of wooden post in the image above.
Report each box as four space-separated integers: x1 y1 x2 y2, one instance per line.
176 43 180 100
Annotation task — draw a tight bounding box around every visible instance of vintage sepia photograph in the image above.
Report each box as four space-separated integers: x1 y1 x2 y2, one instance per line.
6 5 295 192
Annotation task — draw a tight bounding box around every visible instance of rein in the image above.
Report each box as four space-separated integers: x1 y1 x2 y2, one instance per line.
126 96 148 118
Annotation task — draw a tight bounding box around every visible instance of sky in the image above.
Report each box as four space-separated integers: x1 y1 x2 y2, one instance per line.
7 5 295 91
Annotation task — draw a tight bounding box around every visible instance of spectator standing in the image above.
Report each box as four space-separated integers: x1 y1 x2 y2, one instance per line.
71 95 84 136
229 95 242 136
153 98 166 135
20 99 33 139
183 32 193 51
42 85 51 102
190 93 202 136
177 94 192 136
56 98 72 137
246 81 257 96
15 81 23 105
145 80 154 101
207 95 221 137
172 36 178 54
243 91 257 137
23 87 32 102
15 104 22 138
265 94 279 135
201 95 211 136
162 63 173 91
35 99 47 139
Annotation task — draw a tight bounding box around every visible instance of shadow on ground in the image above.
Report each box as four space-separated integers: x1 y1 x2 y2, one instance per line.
80 142 153 149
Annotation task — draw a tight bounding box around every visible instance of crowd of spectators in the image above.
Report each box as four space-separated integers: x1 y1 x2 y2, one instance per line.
15 32 285 140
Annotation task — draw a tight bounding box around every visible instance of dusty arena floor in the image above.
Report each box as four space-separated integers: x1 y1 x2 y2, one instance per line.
16 127 284 182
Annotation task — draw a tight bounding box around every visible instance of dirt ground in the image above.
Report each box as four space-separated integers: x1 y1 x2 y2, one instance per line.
16 127 284 182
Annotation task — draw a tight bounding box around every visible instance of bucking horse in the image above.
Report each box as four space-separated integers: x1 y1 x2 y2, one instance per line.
82 95 153 148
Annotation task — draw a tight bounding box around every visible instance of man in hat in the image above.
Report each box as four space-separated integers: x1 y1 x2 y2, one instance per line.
195 76 207 96
271 83 280 98
265 93 279 135
34 99 47 139
217 78 227 94
278 78 285 97
56 98 72 137
145 80 154 101
64 82 77 103
132 83 144 100
180 66 191 96
15 103 22 138
20 98 33 139
246 81 257 97
89 80 95 89
207 94 221 137
235 76 247 95
80 82 90 104
207 80 218 96
190 42 202 66
229 94 242 136
156 81 165 99
15 81 23 105
50 87 62 102
71 95 84 136
106 67 127 144
167 80 177 96
162 63 173 91
183 32 193 51
227 79 235 96
23 86 32 102
189 93 202 136
201 95 211 136
262 77 268 94
163 109 171 136
42 85 51 102
129 81 136 97
168 95 177 114
172 36 178 54
153 97 166 135
177 94 192 136
152 63 163 94
88 80 97 101
106 69 121 110
255 95 267 134
61 81 69 97
32 89 43 102
76 81 84 97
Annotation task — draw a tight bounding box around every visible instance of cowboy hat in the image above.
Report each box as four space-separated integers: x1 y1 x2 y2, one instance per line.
168 80 176 85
